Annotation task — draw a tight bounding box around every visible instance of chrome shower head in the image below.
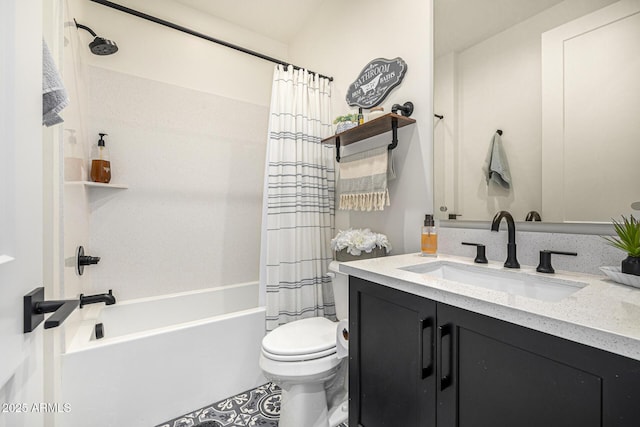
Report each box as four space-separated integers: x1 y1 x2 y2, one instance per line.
74 19 119 56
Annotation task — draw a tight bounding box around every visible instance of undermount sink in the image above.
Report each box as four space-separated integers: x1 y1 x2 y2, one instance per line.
400 261 586 302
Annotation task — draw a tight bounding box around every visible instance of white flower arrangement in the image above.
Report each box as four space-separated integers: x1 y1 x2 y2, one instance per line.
330 228 392 256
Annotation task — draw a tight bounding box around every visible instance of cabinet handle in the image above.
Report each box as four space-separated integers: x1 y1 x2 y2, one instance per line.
420 317 434 379
439 323 453 390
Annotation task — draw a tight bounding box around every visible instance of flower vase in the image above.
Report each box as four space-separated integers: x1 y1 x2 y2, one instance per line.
621 255 640 276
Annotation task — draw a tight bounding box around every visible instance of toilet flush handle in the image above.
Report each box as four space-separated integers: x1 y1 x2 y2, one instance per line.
327 272 336 279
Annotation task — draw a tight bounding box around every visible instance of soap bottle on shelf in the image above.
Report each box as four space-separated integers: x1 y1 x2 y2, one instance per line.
421 214 438 256
63 129 86 181
357 107 364 125
90 133 111 184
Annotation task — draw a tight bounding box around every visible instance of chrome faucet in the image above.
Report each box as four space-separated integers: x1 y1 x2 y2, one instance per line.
491 210 520 268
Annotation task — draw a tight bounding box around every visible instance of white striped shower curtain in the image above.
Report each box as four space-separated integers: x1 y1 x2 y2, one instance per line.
260 65 336 331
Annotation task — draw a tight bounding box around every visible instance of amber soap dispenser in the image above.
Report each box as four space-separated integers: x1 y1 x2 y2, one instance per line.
90 133 111 184
421 214 438 256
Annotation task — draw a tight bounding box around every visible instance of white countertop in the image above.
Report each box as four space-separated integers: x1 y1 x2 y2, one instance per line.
339 253 640 361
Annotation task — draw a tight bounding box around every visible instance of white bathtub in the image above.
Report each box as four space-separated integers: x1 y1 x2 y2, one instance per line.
59 282 266 427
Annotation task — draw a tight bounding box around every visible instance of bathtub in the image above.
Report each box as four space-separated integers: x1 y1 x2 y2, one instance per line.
59 282 266 427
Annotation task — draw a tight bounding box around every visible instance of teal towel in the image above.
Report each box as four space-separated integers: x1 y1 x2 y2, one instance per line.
482 132 511 189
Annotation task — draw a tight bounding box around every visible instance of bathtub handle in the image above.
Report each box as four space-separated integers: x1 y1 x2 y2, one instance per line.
24 287 79 333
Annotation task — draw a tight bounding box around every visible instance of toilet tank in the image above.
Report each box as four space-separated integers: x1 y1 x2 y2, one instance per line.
328 261 349 320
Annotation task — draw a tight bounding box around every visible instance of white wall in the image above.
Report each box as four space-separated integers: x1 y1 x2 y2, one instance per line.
289 0 434 255
86 67 268 299
435 0 616 222
74 0 286 105
0 1 44 426
63 0 282 301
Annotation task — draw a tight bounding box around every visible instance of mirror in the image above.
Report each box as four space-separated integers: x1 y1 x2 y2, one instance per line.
434 0 640 224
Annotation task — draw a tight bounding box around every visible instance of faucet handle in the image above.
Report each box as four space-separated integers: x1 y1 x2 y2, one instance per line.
536 250 578 274
461 242 488 264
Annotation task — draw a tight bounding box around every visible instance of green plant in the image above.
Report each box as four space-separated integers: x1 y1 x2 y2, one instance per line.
603 215 640 257
333 113 358 124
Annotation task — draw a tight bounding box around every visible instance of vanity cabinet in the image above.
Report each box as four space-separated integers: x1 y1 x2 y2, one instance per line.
349 276 640 427
349 276 437 427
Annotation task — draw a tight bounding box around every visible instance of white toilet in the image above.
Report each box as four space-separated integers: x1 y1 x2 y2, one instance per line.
259 261 349 427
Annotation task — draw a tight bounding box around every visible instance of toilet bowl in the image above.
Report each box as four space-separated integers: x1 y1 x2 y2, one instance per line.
259 261 348 427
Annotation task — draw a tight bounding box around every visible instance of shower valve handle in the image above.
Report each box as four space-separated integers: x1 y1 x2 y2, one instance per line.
76 246 100 276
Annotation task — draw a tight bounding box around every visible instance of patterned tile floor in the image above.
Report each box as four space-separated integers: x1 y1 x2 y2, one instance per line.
156 382 348 427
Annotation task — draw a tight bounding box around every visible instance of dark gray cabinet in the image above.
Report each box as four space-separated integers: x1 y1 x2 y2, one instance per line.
349 276 640 427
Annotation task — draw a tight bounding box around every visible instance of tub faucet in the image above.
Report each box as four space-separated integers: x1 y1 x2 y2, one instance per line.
80 289 116 308
491 210 520 269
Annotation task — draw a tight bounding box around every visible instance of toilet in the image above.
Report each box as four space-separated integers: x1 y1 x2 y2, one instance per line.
259 261 349 427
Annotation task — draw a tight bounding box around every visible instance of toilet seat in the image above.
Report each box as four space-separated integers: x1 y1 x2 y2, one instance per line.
262 347 336 362
262 317 337 362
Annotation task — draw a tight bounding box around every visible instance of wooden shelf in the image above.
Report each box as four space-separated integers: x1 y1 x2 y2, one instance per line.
321 113 416 147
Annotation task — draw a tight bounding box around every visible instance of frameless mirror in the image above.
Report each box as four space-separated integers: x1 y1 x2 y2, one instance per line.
434 0 640 225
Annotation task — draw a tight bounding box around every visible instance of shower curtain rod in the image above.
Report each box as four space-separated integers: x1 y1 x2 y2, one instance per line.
89 0 334 81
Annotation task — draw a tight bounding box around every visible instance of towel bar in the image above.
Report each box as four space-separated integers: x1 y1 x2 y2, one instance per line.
322 113 416 163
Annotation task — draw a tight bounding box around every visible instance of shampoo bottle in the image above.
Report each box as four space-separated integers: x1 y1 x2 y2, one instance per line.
421 214 438 256
90 133 111 184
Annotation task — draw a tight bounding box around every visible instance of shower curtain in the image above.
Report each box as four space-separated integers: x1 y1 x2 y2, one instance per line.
260 65 336 331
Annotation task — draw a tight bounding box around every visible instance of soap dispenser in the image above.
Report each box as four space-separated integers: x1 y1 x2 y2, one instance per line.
63 129 85 181
90 133 111 184
421 214 438 256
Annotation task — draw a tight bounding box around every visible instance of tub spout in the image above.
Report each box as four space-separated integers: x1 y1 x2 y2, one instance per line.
80 289 116 308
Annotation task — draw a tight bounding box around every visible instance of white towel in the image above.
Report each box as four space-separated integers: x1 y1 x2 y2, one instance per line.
482 132 512 189
42 40 69 127
338 146 394 211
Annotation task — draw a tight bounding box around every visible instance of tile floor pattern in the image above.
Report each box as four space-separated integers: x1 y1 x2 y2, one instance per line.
156 382 348 427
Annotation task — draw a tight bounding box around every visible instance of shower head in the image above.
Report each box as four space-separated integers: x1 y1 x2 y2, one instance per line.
88 37 118 55
74 19 118 56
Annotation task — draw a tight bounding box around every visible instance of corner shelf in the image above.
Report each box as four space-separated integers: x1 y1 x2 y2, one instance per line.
0 255 15 266
65 181 128 190
321 113 416 162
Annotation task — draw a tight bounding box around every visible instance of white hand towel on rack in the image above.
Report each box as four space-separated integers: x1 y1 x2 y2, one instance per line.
338 146 393 211
482 132 512 189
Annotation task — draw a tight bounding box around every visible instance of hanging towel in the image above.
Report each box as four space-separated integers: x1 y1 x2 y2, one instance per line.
338 146 394 211
482 132 512 189
42 40 69 127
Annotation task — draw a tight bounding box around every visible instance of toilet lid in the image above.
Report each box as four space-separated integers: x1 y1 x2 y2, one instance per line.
262 317 337 360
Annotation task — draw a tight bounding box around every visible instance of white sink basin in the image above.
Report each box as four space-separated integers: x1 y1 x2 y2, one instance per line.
400 261 586 301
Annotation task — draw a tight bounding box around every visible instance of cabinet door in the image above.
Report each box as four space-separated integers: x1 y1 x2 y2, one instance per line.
437 303 640 427
349 277 437 427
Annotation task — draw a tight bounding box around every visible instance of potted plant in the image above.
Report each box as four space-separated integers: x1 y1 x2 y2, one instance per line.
330 228 391 262
333 113 359 134
603 215 640 276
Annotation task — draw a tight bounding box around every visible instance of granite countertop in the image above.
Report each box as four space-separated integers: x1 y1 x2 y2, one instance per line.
339 253 640 361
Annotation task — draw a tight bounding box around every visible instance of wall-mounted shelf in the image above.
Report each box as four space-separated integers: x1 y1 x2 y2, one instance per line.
65 181 129 190
0 255 15 266
321 113 416 162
